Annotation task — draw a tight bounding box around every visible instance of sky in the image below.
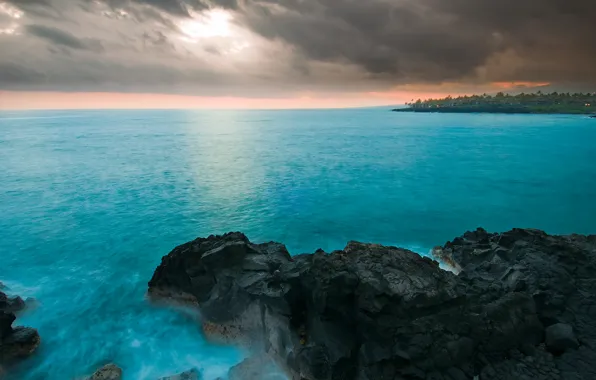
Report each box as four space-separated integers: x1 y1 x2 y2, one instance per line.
0 0 595 109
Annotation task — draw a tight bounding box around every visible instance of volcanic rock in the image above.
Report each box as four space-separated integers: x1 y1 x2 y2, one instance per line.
545 323 579 354
89 363 122 380
0 290 40 366
149 229 596 380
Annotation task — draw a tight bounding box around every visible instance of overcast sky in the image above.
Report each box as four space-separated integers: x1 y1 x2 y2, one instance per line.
1 0 595 108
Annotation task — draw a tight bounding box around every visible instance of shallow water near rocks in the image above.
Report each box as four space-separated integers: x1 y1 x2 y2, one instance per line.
1 109 596 379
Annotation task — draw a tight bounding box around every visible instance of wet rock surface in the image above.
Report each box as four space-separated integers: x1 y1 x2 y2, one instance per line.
227 355 287 380
0 289 40 369
88 363 123 380
0 292 26 314
545 324 579 354
149 229 596 380
84 365 200 380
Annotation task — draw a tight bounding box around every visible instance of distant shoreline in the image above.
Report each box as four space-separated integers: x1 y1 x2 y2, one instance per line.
395 91 596 115
393 108 596 116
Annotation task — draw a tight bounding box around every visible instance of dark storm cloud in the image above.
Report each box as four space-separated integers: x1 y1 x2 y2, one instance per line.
134 0 238 12
93 0 237 17
0 63 46 84
0 58 275 96
26 24 105 52
229 0 596 83
6 0 53 7
1 0 595 94
90 0 593 83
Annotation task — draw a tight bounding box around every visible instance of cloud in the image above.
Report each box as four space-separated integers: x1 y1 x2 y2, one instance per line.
231 0 596 84
6 0 52 8
135 0 195 17
141 30 176 51
134 0 238 13
0 62 46 84
1 0 595 97
92 0 238 18
107 0 596 85
25 24 104 51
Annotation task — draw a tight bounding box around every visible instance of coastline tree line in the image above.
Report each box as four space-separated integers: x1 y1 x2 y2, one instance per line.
400 92 596 114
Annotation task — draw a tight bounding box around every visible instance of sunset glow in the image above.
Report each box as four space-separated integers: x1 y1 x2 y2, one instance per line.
1 0 593 110
492 82 551 90
0 91 415 110
0 82 561 111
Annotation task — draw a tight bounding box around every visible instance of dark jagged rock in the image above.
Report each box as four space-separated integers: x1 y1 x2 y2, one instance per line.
0 292 26 314
436 227 596 379
0 327 40 359
0 312 16 340
88 363 123 380
0 290 40 367
149 229 596 380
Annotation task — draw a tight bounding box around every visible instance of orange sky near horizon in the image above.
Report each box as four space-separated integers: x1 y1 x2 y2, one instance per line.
0 91 433 111
0 82 549 111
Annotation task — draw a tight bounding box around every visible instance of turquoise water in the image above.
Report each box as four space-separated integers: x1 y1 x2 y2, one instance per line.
1 109 596 379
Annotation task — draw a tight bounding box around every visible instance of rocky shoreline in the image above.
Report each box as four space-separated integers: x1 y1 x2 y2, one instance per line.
3 228 595 379
148 228 596 380
0 287 40 376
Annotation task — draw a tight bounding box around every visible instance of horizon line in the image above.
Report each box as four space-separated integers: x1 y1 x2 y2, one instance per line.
0 90 411 111
0 103 405 112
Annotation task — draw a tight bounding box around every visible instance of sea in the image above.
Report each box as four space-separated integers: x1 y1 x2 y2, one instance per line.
1 108 596 379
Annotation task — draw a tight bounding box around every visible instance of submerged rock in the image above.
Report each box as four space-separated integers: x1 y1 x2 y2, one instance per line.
149 229 596 380
89 363 122 380
85 365 200 380
228 356 286 380
158 368 200 380
0 290 40 366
